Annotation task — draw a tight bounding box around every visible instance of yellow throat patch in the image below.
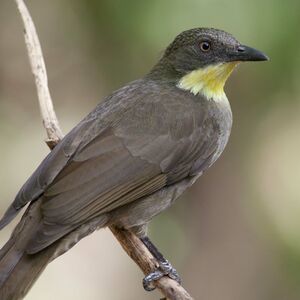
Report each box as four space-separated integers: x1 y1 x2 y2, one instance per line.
177 62 238 101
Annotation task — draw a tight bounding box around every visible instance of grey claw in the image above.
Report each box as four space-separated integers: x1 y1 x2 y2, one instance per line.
159 260 182 284
142 260 182 292
143 270 164 291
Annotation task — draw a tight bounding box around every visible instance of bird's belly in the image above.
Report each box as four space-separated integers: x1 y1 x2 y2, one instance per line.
110 176 198 235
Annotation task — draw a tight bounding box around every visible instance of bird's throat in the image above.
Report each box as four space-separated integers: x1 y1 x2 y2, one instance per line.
177 62 238 100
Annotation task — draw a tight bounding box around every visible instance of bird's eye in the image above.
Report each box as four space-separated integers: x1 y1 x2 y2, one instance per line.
200 41 211 52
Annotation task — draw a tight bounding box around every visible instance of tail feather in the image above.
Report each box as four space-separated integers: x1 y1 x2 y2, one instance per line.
0 201 56 300
0 245 56 300
0 204 19 230
0 200 110 300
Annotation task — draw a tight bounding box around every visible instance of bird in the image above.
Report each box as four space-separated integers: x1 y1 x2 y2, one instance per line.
0 27 268 299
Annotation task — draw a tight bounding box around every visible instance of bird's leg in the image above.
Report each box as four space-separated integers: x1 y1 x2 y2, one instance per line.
140 236 181 291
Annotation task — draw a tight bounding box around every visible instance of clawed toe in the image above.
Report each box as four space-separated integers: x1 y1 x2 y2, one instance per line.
142 260 182 291
143 270 164 291
159 260 181 284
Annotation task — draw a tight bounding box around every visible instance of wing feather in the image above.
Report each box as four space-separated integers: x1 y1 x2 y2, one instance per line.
1 79 221 254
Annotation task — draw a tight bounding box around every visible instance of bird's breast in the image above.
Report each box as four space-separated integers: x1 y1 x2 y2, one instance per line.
113 81 232 181
188 94 232 176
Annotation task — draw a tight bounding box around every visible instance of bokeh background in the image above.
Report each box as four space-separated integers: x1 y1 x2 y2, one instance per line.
0 0 300 299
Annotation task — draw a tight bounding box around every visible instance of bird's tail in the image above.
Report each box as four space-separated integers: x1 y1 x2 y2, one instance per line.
0 201 57 300
0 199 110 300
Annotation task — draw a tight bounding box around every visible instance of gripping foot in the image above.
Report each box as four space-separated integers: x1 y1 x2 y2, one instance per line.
143 260 182 291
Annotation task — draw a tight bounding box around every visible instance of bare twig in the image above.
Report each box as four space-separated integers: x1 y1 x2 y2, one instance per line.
15 0 63 148
14 1 194 299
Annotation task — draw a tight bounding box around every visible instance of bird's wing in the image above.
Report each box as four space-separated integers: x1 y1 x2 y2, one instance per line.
41 127 165 225
2 79 215 253
0 118 97 229
0 79 151 226
29 96 205 253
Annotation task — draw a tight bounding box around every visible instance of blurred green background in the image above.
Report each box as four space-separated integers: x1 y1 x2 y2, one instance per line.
0 0 300 299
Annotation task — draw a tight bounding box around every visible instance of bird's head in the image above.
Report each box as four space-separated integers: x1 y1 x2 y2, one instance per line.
149 28 269 100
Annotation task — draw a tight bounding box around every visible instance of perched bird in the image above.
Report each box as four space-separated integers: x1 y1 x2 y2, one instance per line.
0 28 268 299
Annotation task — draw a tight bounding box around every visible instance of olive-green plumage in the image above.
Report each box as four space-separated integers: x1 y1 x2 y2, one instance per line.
0 28 268 299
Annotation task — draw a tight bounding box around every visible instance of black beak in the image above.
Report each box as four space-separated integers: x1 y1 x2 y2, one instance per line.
231 45 269 62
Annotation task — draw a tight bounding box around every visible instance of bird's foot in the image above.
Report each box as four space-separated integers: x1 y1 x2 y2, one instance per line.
143 260 181 291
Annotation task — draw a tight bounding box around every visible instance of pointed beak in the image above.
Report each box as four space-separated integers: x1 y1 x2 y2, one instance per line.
231 45 269 62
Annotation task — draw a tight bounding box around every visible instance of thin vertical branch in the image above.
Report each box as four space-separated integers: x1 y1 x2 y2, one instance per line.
15 0 63 148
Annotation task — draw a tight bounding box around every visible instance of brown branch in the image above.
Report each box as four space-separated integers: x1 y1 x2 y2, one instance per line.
14 1 194 299
111 226 194 300
15 0 63 147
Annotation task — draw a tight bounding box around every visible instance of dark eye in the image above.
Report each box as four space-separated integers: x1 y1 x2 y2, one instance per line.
200 41 211 52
